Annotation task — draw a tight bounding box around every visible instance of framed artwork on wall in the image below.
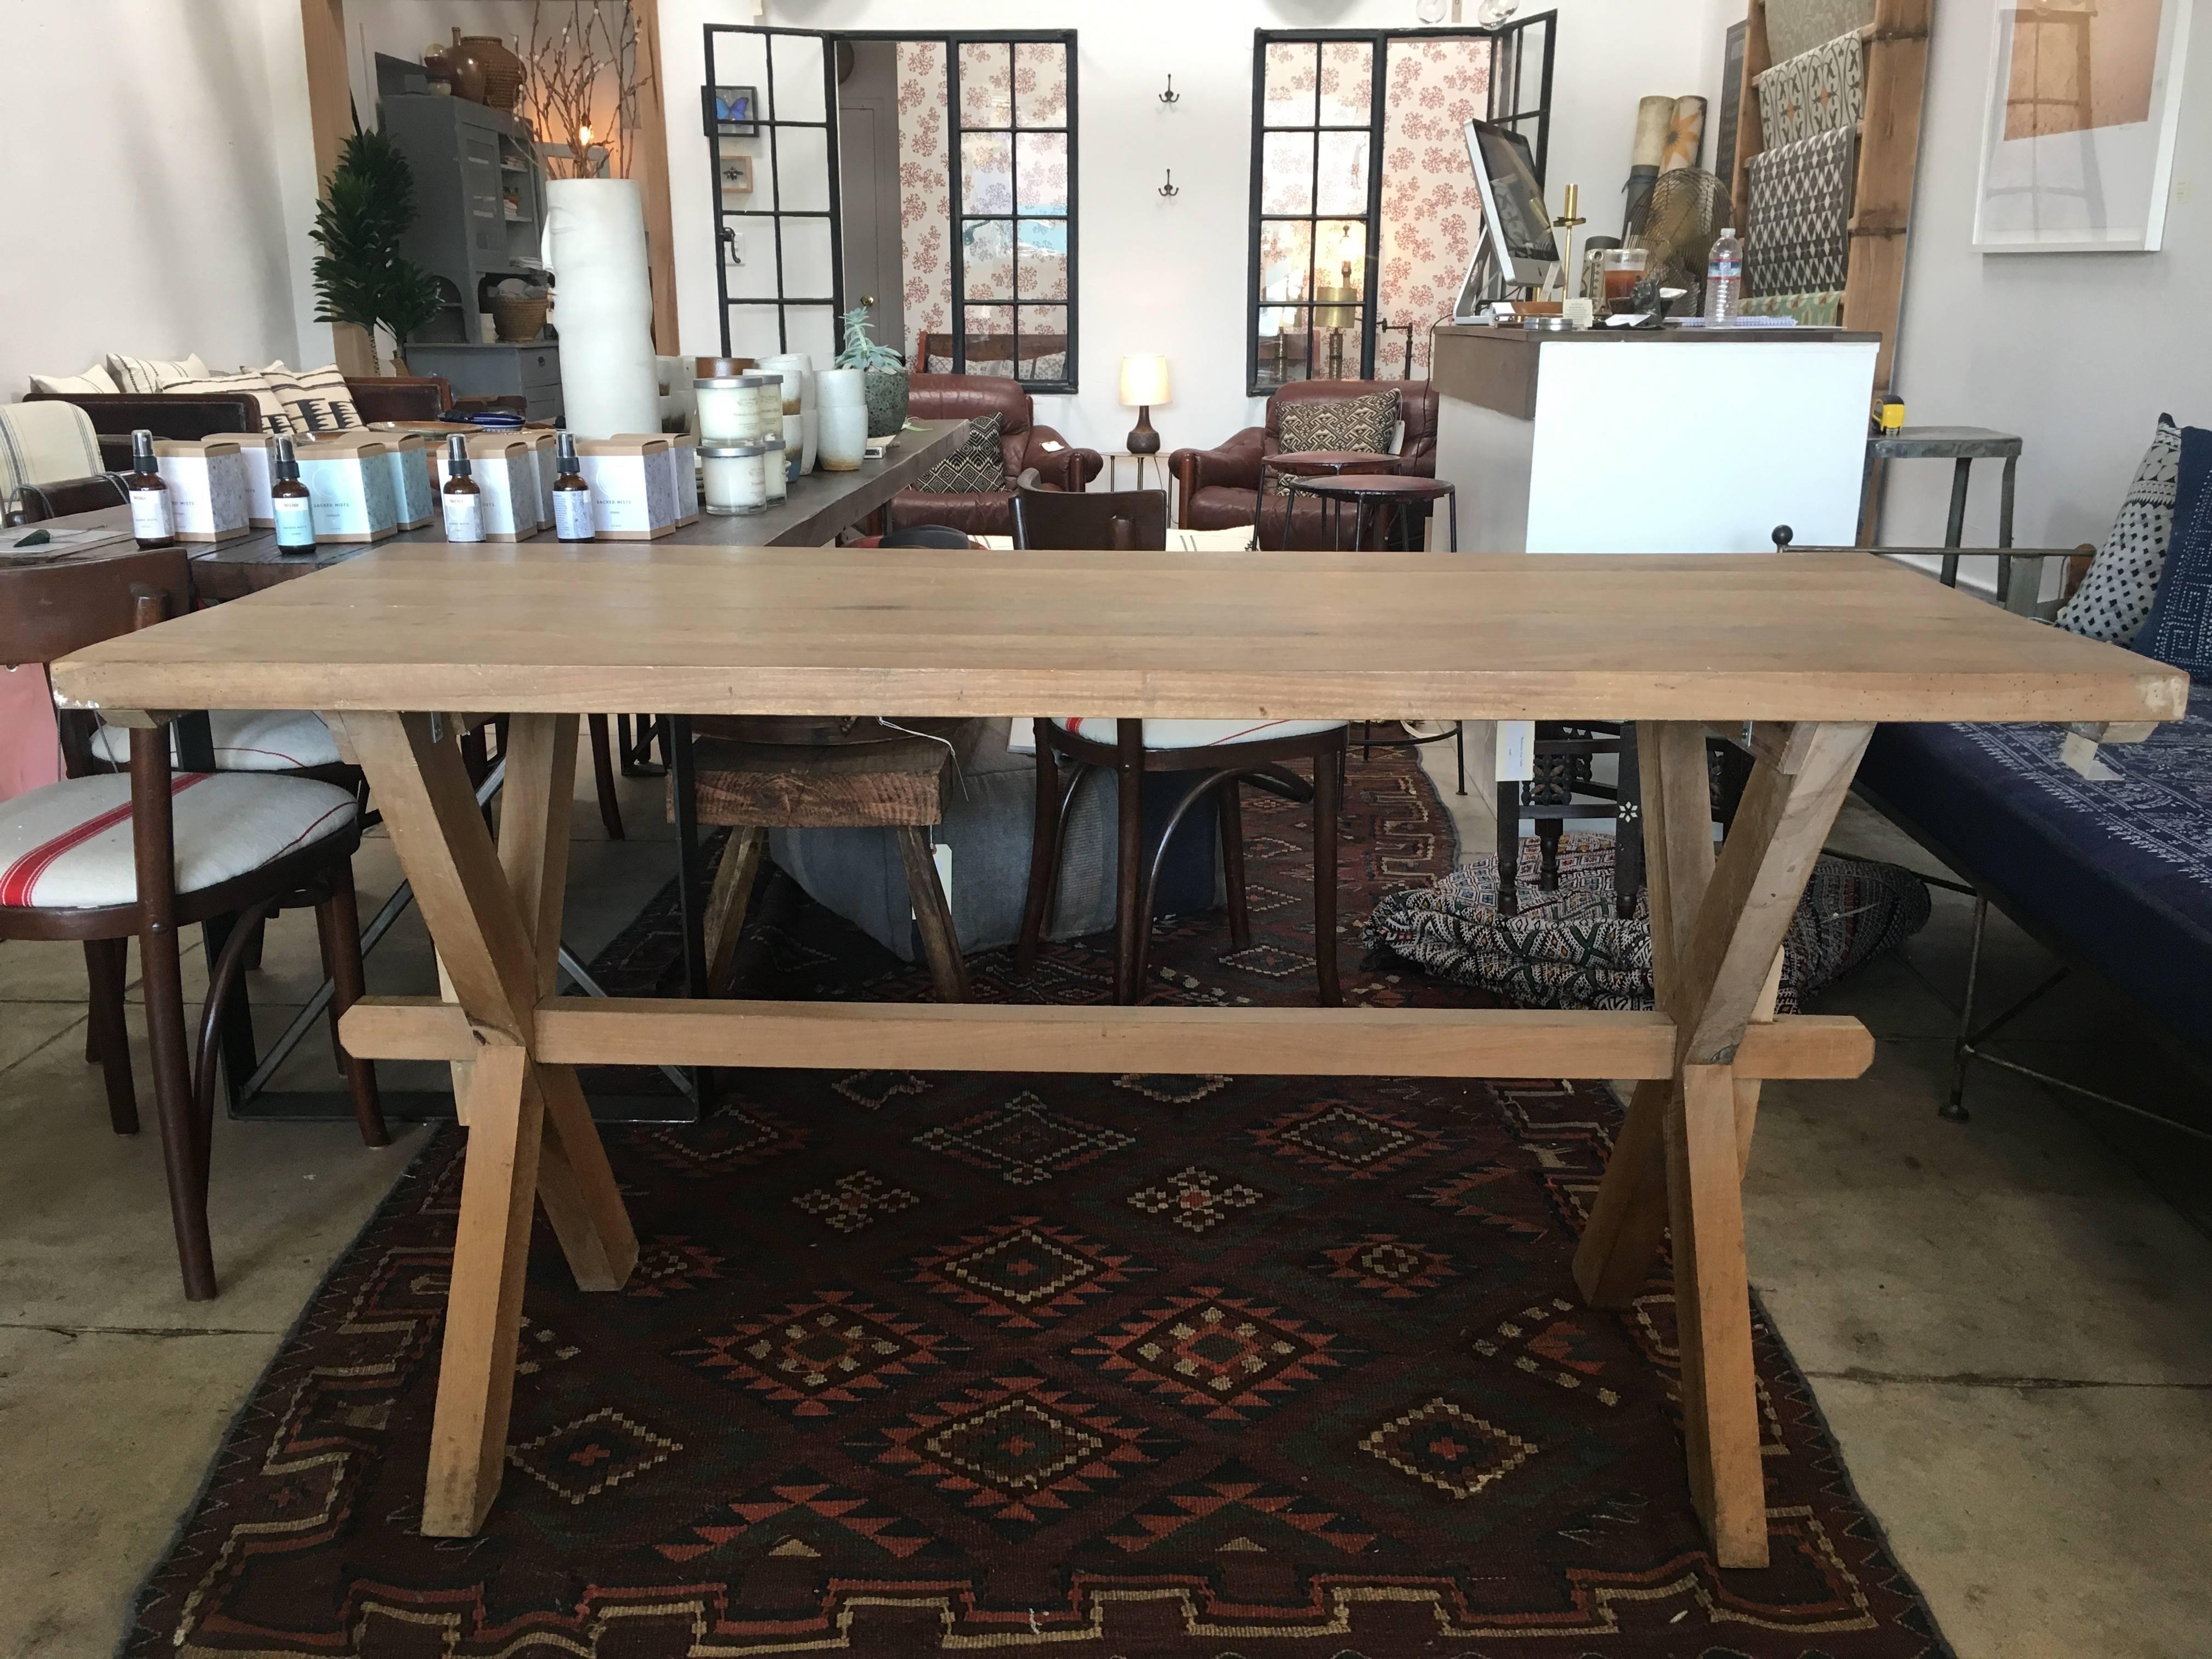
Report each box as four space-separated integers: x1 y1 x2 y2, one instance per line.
702 84 760 138
1972 0 2194 251
718 150 753 199
1715 20 1748 192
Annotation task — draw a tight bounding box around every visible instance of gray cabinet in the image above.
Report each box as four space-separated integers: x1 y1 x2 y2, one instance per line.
403 342 563 424
381 94 549 353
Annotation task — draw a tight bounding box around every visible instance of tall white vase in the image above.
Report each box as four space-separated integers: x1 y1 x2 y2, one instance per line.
542 179 659 439
815 368 868 472
756 353 816 473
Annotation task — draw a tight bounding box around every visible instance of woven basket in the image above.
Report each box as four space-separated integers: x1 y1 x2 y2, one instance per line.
490 295 550 342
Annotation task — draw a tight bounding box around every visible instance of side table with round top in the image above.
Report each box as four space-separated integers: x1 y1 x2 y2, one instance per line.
1253 449 1401 550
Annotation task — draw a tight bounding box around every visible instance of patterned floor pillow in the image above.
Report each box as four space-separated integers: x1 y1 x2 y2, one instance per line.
1274 390 1400 492
1361 832 1929 1011
2057 415 2183 644
913 411 1006 493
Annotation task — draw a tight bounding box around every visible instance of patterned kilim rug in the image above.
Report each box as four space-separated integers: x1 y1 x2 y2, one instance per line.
121 747 1949 1657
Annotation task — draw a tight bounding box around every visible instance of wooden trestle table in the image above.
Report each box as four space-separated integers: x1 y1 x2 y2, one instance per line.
50 542 2186 1566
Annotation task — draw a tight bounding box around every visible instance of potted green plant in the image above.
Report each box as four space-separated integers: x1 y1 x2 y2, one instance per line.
835 301 909 439
309 130 445 374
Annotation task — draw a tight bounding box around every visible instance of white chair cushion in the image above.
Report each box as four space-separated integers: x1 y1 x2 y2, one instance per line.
0 400 104 498
89 710 342 772
1054 718 1347 749
0 774 356 910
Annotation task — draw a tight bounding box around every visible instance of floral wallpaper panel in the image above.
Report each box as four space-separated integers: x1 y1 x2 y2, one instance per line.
896 42 951 361
1378 36 1494 378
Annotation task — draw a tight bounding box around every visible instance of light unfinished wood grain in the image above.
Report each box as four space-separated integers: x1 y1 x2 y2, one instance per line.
53 546 2185 727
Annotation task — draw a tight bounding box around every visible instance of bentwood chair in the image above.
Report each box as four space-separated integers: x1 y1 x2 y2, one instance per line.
1009 484 1348 1004
0 556 384 1300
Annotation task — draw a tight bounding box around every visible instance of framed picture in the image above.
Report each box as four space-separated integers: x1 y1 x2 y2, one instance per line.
718 151 753 198
703 83 759 138
1715 19 1748 189
1973 0 2194 251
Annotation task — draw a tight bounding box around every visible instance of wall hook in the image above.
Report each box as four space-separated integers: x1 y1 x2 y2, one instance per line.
1159 75 1180 105
1159 170 1180 198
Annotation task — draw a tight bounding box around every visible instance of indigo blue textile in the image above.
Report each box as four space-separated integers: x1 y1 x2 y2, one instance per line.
1857 684 2212 1048
2140 425 2212 673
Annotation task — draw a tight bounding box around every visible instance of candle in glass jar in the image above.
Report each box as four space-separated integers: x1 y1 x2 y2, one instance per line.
699 443 768 515
746 374 783 433
695 376 763 444
761 435 788 503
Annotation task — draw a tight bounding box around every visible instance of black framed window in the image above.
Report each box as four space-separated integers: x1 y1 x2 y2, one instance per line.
1246 14 1555 394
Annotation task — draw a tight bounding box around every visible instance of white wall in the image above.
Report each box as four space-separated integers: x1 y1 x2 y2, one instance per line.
0 0 319 398
656 0 1733 453
1878 0 2210 585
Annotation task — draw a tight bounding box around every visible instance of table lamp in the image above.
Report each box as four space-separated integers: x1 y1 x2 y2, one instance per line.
1120 354 1171 456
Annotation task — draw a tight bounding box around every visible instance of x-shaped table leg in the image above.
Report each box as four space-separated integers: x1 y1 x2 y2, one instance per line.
343 711 639 1537
1571 719 1872 1568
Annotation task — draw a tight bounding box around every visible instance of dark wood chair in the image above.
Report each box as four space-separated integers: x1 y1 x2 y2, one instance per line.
1497 724 1643 918
1007 487 1347 1003
8 473 126 523
0 556 385 1300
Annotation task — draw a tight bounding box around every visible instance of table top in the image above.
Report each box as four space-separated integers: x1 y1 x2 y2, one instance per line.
29 421 973 603
50 544 2186 728
1291 475 1454 499
1870 426 2023 460
1265 451 1402 476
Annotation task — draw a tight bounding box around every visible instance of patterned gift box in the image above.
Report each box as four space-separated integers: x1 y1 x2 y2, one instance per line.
151 439 253 544
1756 32 1865 147
1764 0 1876 66
1746 127 1857 296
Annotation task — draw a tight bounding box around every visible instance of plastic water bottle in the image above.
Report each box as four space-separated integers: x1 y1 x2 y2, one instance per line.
1704 227 1743 324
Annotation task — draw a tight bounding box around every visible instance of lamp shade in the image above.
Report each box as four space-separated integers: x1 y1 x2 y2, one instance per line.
1119 354 1171 408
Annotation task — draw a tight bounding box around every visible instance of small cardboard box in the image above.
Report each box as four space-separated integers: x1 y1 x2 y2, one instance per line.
382 432 436 529
612 433 698 528
295 435 399 543
432 435 541 541
577 437 678 540
151 439 253 544
208 432 276 527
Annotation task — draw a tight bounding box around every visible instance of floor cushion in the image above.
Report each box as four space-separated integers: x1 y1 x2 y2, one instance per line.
1362 831 1929 1011
2057 415 2183 644
0 773 356 909
1053 718 1346 748
89 710 342 772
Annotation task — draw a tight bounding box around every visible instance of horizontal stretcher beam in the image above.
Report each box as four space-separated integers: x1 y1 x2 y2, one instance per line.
340 998 1874 1082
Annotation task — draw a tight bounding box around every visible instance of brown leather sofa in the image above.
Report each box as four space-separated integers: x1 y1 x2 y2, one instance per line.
888 374 1102 537
1169 379 1439 539
29 376 523 469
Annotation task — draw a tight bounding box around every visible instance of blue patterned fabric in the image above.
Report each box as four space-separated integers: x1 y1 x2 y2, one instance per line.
2139 425 2212 673
1858 684 2212 1048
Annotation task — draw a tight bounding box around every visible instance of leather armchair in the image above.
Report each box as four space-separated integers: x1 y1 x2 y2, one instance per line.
889 374 1103 536
1169 379 1440 537
347 374 527 423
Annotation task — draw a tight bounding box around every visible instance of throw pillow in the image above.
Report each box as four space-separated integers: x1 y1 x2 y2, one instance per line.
1274 390 1401 493
2057 415 2182 643
28 361 121 396
262 361 363 435
2137 425 2212 674
914 411 1007 493
166 370 294 436
105 351 211 395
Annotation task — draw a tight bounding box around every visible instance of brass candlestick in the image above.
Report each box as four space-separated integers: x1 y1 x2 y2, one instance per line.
1551 183 1586 302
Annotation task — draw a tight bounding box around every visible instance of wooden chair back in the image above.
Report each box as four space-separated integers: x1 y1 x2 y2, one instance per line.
10 474 127 524
1012 483 1167 552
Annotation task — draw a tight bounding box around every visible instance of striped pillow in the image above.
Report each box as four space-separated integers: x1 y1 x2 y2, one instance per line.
262 361 363 435
105 352 211 394
167 371 295 436
28 360 121 396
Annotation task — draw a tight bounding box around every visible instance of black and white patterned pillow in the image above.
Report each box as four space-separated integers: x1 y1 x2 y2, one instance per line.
263 362 364 435
167 370 296 437
914 411 1006 493
2058 415 2182 644
1274 391 1400 493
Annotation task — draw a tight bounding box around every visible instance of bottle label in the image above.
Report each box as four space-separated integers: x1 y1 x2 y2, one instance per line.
273 496 315 548
443 492 484 543
554 489 595 540
1709 257 1741 279
129 487 174 541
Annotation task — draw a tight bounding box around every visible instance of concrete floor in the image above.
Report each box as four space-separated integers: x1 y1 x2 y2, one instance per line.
2 743 2208 1658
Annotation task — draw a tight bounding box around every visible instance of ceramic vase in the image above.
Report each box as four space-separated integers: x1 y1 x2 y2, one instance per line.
541 179 659 440
755 353 816 473
815 369 868 472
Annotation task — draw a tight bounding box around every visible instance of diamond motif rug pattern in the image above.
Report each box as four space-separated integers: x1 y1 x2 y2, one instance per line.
119 749 1949 1657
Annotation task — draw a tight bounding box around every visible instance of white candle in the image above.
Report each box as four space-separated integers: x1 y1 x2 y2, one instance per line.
695 376 762 444
747 374 783 433
700 443 768 514
761 436 788 503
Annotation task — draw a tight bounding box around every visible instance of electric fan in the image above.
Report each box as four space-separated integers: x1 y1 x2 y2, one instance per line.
1635 168 1735 310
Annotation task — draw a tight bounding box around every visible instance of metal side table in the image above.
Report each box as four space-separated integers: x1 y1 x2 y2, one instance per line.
1865 426 2022 596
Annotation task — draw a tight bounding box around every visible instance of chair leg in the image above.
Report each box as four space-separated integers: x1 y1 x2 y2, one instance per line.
1313 743 1343 1007
316 905 343 1070
318 872 388 1148
586 714 625 840
1016 724 1064 975
702 826 766 997
1538 819 1564 891
83 938 138 1135
896 826 970 1003
1615 724 1645 920
1219 776 1252 950
142 915 216 1300
1496 782 1521 916
1454 721 1467 796
1114 724 1147 1004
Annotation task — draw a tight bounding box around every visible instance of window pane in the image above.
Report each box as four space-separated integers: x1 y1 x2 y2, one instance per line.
1264 41 1317 126
1254 306 1311 387
1013 41 1067 126
769 33 828 123
1015 132 1067 215
1016 219 1068 300
1261 132 1314 216
963 219 1013 301
1315 219 1367 307
721 227 779 302
1017 305 1068 381
962 304 1016 376
1316 131 1370 217
959 41 1012 127
726 303 784 363
775 123 832 213
1319 40 1373 127
710 32 769 120
778 215 836 301
961 131 1013 214
783 304 838 363
1257 219 1313 303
